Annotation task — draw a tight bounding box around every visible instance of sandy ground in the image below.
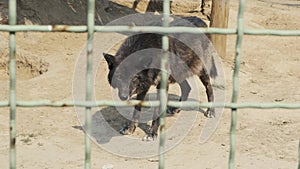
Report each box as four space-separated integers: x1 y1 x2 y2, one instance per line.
0 0 300 168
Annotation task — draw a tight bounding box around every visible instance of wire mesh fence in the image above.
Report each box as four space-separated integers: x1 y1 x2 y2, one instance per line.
0 0 299 169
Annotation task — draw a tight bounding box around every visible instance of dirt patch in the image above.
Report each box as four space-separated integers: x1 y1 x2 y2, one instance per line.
248 0 300 30
0 0 210 25
0 2 8 24
0 49 49 80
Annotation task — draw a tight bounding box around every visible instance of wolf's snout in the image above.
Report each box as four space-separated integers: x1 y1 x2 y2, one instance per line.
119 92 129 101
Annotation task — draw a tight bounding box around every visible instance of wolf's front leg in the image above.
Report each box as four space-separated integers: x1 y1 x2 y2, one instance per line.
143 107 160 141
119 106 141 135
119 90 149 135
143 85 167 141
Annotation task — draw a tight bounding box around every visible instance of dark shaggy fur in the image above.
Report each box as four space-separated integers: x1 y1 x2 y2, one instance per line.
104 16 217 140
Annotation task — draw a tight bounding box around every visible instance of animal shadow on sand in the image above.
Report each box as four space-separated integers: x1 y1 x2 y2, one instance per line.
73 93 205 144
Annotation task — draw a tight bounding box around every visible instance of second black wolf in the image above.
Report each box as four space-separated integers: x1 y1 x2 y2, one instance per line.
104 16 217 140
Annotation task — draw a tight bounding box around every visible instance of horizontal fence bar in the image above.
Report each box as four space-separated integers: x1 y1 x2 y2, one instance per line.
244 29 300 36
0 25 235 33
0 25 300 36
0 100 300 109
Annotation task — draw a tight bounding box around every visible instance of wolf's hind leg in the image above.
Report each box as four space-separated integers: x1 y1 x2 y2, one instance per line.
199 68 215 117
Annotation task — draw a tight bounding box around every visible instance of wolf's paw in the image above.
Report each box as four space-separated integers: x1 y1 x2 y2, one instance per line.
119 125 136 135
142 126 158 141
204 108 215 118
142 133 157 142
167 107 181 115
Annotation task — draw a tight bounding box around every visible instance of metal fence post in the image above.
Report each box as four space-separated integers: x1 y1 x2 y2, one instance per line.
8 0 17 168
85 0 96 169
229 0 245 168
158 0 171 169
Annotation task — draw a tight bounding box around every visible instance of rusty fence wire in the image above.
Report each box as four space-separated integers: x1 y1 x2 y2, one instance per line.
0 0 300 169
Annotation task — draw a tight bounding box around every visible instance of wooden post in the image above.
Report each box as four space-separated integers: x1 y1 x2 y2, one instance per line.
209 0 230 58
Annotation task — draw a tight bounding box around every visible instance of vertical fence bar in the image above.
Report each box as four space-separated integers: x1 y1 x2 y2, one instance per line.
8 0 17 168
229 0 245 169
158 0 170 169
298 140 300 169
85 0 95 168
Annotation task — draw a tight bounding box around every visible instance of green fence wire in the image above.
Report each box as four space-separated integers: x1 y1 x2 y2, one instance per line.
8 0 17 169
299 141 300 169
1 100 300 109
1 25 300 36
229 0 245 168
1 0 300 169
85 0 95 168
158 1 170 169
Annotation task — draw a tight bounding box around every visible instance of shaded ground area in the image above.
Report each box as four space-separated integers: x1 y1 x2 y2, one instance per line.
0 0 209 25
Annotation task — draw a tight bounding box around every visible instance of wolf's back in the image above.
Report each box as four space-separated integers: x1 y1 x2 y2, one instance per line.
169 16 218 79
115 16 218 79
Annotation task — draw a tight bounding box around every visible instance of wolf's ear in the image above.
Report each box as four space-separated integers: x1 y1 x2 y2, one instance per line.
103 53 115 70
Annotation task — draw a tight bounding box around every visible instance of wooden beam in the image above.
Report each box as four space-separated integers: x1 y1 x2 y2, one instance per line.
209 0 230 58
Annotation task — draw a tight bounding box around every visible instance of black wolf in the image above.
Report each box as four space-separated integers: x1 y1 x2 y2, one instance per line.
104 16 217 140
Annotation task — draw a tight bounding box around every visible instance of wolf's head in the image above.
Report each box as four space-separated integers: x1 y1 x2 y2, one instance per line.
103 53 153 101
104 53 130 100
